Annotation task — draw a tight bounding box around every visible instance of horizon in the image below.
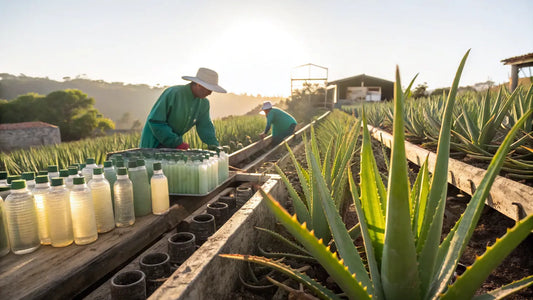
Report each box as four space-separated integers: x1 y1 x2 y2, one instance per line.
1 0 532 97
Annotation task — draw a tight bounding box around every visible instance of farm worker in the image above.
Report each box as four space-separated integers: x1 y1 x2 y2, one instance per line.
140 68 226 149
259 101 297 145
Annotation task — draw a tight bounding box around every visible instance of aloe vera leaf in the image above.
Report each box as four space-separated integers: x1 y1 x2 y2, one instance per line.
308 150 374 295
442 215 533 299
349 168 385 300
348 223 362 240
480 87 521 146
220 254 341 300
257 245 316 262
255 226 310 255
323 136 334 186
305 142 331 242
360 112 386 264
381 66 421 300
411 157 430 242
471 275 533 300
418 50 470 295
429 109 533 298
404 73 419 98
257 189 371 300
275 164 311 226
285 142 311 208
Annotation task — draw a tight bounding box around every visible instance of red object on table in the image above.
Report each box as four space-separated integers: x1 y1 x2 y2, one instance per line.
177 142 189 150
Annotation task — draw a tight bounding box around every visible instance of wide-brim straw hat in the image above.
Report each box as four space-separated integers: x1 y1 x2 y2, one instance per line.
182 68 227 93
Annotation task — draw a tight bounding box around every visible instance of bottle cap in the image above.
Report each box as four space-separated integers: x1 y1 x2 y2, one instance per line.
104 161 113 168
21 172 35 181
35 175 49 184
51 178 64 186
73 177 85 185
11 179 26 189
137 159 145 167
68 167 78 175
59 169 69 177
7 175 21 184
116 167 128 175
48 165 58 172
128 161 137 168
93 167 103 175
79 163 86 169
153 162 162 170
86 158 95 164
0 171 7 180
155 153 163 160
38 170 48 176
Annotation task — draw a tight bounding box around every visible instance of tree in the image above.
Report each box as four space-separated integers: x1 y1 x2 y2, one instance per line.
412 82 428 99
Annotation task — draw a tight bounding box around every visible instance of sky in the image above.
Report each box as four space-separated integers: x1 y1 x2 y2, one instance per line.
1 0 532 97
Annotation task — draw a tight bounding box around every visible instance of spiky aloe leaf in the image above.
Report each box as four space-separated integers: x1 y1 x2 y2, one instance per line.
441 214 533 299
360 110 387 264
429 109 533 298
285 142 311 208
349 168 385 300
411 157 430 243
219 254 341 300
308 150 374 296
381 65 421 300
275 164 311 226
258 189 371 300
255 226 310 255
472 275 533 300
257 245 316 262
418 50 470 295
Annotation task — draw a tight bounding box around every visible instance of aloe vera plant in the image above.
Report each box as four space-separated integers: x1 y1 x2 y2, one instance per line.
221 51 533 299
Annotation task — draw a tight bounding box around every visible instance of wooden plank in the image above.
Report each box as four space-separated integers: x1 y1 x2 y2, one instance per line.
0 180 236 300
85 187 236 300
368 125 533 220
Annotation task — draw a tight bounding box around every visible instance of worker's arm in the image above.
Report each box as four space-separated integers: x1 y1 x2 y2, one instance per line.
195 101 219 147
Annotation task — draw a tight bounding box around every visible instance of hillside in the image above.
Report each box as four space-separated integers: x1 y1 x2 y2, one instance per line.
0 74 282 129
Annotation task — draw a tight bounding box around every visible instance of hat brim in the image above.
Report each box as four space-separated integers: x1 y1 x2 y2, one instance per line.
182 76 227 93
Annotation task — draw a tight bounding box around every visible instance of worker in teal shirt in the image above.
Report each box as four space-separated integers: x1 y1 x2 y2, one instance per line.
140 68 226 149
259 101 297 145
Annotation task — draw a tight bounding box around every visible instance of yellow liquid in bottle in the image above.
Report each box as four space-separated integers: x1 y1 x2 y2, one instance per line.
90 181 115 233
46 187 73 247
70 187 98 245
33 193 51 245
151 174 169 215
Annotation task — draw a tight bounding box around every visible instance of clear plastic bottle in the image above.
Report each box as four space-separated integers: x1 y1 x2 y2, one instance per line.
113 167 135 227
89 168 115 233
0 195 10 257
47 165 59 181
128 160 152 216
7 175 22 186
66 166 79 188
198 157 209 194
70 177 98 245
32 175 52 245
47 178 74 247
151 162 169 215
82 158 98 182
103 161 117 204
21 172 36 190
4 180 40 254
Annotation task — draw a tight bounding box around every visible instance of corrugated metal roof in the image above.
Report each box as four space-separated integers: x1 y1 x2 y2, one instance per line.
327 73 394 85
501 53 533 65
0 121 58 130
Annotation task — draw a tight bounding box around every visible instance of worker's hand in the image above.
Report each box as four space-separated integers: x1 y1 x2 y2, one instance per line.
259 133 266 139
208 145 222 154
176 142 189 150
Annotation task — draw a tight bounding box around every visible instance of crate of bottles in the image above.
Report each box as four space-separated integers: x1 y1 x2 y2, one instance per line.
107 148 230 196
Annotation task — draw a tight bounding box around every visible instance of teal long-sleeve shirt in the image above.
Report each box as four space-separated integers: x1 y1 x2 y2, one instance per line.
264 107 297 137
140 84 219 148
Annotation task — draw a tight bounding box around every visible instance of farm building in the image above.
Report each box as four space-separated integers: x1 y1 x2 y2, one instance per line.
326 74 394 107
0 121 61 151
501 52 533 91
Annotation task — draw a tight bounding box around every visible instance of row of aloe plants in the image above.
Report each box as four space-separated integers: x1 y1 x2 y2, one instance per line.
344 81 533 179
222 51 533 299
1 115 267 174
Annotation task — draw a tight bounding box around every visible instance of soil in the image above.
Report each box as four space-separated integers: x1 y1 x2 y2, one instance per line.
230 137 532 299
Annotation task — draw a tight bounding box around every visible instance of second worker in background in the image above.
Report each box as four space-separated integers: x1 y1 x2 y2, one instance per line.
259 101 297 146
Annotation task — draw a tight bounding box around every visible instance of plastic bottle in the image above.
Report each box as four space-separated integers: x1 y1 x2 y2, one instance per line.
128 160 152 216
21 172 36 190
47 178 74 247
103 161 117 203
166 156 176 193
32 175 52 245
183 157 194 194
0 195 10 257
198 157 209 194
89 168 115 233
113 167 135 227
7 175 22 186
70 177 98 245
151 162 169 215
82 158 98 182
59 169 69 183
47 165 59 181
67 166 79 188
0 171 8 186
4 180 40 254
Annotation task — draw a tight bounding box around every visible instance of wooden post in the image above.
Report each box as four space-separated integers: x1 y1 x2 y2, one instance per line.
510 65 518 91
